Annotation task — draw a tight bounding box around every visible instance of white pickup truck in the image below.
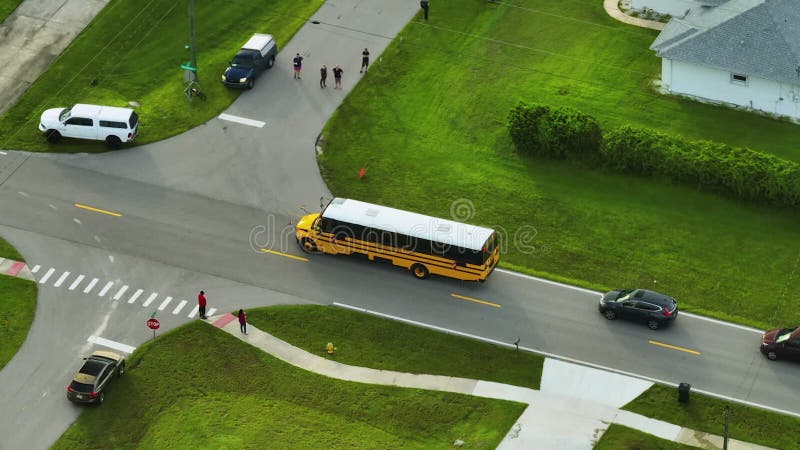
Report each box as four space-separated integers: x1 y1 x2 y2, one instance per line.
39 104 139 149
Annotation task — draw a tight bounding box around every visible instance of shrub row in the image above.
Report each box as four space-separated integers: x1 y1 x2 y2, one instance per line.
508 102 602 160
507 102 800 207
603 126 800 206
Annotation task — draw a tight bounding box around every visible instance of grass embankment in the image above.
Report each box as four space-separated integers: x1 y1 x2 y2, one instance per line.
594 425 697 449
0 0 23 24
0 0 323 152
0 237 24 261
319 0 800 328
246 304 544 389
54 321 525 449
0 237 36 370
624 384 800 449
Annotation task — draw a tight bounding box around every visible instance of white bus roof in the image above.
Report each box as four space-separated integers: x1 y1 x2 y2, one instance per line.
322 198 494 251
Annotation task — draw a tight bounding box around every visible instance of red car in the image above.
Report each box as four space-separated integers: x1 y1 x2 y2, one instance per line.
760 327 800 361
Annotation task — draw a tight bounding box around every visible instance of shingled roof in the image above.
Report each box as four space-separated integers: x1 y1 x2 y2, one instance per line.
651 0 800 85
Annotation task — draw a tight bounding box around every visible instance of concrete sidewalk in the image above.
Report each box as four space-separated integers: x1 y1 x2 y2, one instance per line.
0 0 109 115
209 313 773 450
603 0 665 30
0 257 35 280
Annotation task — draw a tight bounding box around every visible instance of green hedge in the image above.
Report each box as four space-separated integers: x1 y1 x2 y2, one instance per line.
602 126 800 206
508 102 602 160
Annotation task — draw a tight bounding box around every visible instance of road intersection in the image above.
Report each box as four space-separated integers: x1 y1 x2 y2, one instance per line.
0 0 799 449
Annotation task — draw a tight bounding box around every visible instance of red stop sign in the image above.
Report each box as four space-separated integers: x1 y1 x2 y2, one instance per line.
147 318 160 330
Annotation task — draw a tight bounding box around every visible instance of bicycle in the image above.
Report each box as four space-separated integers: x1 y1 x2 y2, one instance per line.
184 81 207 101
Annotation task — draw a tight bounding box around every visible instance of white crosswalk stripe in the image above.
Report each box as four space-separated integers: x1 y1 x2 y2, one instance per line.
188 305 199 318
113 285 129 301
38 268 55 284
53 271 70 287
128 289 143 304
158 296 173 311
83 278 99 293
98 281 114 297
172 300 187 315
31 265 40 273
142 293 158 307
207 308 217 317
68 275 85 291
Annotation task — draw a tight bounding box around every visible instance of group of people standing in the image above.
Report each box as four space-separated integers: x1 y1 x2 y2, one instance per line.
292 48 371 90
318 64 345 89
197 290 248 334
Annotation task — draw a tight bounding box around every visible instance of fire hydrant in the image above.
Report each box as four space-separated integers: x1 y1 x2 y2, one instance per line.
326 342 336 354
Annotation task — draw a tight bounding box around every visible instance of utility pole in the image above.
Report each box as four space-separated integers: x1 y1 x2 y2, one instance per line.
188 0 198 81
723 405 730 450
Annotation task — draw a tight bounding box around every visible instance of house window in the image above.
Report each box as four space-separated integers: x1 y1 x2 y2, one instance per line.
731 73 748 85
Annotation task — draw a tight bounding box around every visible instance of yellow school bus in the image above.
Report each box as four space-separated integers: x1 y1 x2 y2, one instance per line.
295 198 499 282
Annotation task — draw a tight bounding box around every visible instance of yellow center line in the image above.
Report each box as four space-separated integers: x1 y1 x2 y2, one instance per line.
74 203 122 217
451 293 501 308
649 340 701 356
260 248 309 262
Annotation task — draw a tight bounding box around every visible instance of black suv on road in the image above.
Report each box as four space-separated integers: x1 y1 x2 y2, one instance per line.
599 289 678 330
66 350 125 404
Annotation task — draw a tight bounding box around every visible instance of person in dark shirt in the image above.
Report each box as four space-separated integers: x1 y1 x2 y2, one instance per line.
238 309 247 334
333 64 343 89
320 64 328 88
293 53 303 79
360 48 370 73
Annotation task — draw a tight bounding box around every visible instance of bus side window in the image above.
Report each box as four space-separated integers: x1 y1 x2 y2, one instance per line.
467 249 483 265
332 221 355 240
363 227 380 243
443 245 465 262
396 234 408 251
416 238 432 255
319 217 335 233
431 241 448 258
349 224 365 240
381 232 396 247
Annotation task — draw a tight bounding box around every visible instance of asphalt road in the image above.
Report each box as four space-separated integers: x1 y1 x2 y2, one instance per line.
1 0 799 449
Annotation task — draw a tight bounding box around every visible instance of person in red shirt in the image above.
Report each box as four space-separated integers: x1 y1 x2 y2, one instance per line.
198 290 207 319
238 309 247 334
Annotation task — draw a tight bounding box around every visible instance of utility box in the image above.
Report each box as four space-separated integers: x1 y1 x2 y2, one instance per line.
678 382 691 403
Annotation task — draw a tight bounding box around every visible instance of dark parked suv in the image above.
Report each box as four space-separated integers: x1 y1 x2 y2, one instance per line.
599 289 678 330
66 350 125 404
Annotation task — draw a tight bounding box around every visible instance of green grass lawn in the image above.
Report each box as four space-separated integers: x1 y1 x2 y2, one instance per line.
0 236 24 261
318 0 800 328
246 304 544 389
0 0 323 152
53 321 525 449
0 0 23 24
0 237 35 370
0 275 37 370
594 424 697 449
623 384 800 449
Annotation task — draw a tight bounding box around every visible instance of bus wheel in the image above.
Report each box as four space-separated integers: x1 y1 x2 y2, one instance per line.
300 238 317 253
410 264 429 280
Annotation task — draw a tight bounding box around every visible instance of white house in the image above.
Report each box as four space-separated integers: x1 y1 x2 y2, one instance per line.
649 0 800 121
